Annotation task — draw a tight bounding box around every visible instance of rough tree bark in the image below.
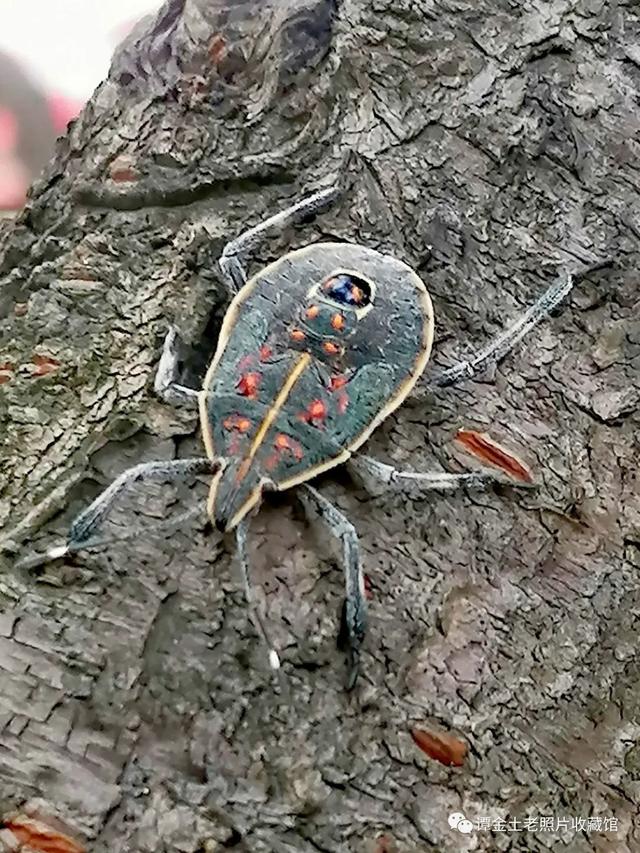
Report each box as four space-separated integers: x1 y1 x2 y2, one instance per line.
0 1 638 851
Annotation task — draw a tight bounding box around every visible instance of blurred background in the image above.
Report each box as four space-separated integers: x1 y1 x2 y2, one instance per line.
0 0 160 211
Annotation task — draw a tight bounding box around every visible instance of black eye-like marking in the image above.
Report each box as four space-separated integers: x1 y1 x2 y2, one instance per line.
322 273 372 308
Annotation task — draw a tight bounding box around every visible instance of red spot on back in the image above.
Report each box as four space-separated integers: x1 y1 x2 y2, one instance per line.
238 353 256 372
264 452 279 471
329 374 347 391
299 399 328 426
236 372 261 398
291 328 305 342
259 344 272 361
323 341 341 356
223 415 251 432
337 392 349 414
306 305 319 319
331 313 345 331
274 433 303 461
308 400 326 420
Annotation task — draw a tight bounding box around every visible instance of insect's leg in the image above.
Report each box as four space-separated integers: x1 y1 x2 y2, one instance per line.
298 484 366 691
234 519 281 674
219 185 341 293
350 454 534 494
154 326 201 407
429 271 574 388
15 458 219 571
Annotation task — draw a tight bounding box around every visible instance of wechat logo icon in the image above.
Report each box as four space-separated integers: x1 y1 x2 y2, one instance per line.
448 812 474 834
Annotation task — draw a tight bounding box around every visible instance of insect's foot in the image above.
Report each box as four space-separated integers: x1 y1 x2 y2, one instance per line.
337 599 362 690
14 543 70 572
345 648 360 691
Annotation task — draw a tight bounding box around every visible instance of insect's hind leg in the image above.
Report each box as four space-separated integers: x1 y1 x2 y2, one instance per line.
299 485 366 691
349 454 534 493
235 519 281 675
219 185 341 293
15 458 219 571
428 270 575 389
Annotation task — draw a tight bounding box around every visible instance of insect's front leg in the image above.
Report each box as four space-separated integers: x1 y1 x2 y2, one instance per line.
154 326 202 407
15 458 219 572
428 271 575 389
349 454 534 494
299 484 366 691
218 185 342 293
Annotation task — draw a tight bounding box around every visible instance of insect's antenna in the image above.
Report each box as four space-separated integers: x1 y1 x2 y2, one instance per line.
234 519 282 677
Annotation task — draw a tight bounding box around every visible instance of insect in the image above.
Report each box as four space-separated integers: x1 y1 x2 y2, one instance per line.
17 184 577 688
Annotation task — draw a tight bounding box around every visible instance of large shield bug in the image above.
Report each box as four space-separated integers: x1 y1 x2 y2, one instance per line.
17 185 578 688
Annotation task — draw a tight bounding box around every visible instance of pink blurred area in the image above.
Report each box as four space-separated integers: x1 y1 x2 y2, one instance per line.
0 5 156 211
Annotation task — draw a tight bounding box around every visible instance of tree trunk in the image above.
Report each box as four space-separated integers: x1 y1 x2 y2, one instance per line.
1 1 638 851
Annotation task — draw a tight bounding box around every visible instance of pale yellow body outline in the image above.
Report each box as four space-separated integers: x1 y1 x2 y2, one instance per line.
198 243 434 531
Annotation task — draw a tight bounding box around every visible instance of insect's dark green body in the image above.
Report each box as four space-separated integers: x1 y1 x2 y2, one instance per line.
200 242 434 530
15 182 576 690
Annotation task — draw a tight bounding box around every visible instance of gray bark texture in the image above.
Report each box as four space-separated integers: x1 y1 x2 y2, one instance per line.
0 1 639 851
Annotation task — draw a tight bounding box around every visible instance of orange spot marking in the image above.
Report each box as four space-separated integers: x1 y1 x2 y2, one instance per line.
32 354 61 376
410 727 467 767
331 313 345 331
259 344 272 361
274 433 303 461
308 399 327 420
323 341 341 356
352 285 365 304
0 815 86 853
306 305 319 319
264 452 279 472
455 429 534 483
337 392 349 414
291 328 305 342
329 374 347 391
234 353 311 485
223 415 251 432
237 353 256 371
236 372 261 398
299 398 328 426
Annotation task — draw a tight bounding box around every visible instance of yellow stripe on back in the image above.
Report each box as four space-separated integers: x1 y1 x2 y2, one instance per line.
236 352 311 483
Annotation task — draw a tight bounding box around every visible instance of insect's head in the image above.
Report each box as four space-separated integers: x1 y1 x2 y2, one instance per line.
317 272 373 312
291 270 375 358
